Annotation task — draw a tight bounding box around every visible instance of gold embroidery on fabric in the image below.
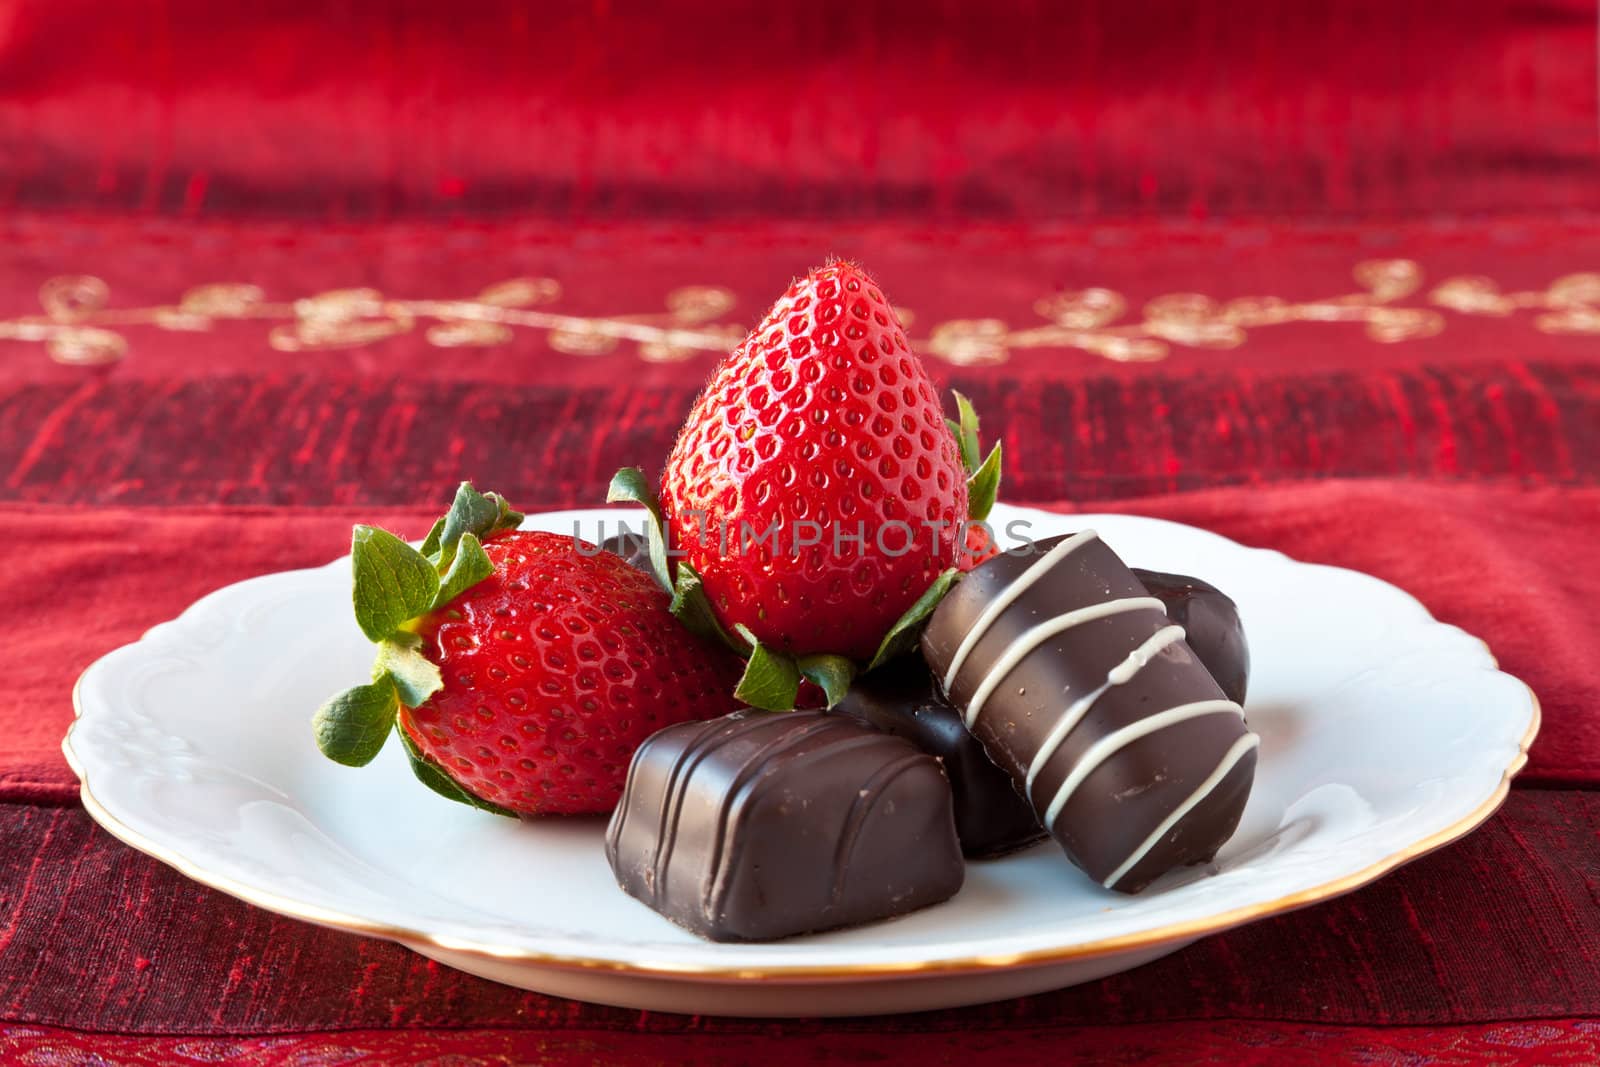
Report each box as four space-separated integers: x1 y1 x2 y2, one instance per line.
923 259 1593 365
3 261 1595 368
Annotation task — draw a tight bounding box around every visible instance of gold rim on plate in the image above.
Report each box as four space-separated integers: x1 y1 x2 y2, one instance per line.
63 674 1539 983
62 513 1542 983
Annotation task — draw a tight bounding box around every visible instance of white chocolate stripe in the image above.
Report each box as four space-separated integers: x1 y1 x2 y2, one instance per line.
1020 620 1183 792
966 598 1167 731
1106 624 1186 686
941 529 1099 694
1042 698 1246 828
1102 731 1261 890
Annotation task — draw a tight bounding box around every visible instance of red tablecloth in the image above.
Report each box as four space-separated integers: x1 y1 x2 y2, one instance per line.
3 1 1599 1062
2 215 1597 1065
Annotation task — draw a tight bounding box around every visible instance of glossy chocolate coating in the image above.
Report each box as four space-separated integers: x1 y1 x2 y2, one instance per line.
606 710 964 941
838 571 1248 860
921 533 1258 893
1132 569 1250 707
837 657 1045 858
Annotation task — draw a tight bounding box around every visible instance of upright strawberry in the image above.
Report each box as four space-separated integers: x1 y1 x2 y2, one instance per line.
313 483 742 816
610 262 1001 710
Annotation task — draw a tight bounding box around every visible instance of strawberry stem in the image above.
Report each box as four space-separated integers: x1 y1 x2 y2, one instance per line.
606 467 674 592
949 390 1003 523
966 440 1003 523
420 482 523 568
314 483 523 789
866 568 960 671
732 624 803 710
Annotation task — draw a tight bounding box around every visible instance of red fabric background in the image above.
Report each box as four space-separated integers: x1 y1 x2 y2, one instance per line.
4 214 1600 389
8 1018 1600 1066
4 794 1598 1036
1 0 1598 1061
1 221 1596 1061
1 1 1596 219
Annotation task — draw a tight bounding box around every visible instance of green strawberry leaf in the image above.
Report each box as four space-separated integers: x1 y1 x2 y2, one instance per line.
433 482 523 569
951 390 982 472
372 632 444 708
430 532 494 611
418 517 447 561
868 568 960 671
946 391 1003 521
313 677 400 766
490 489 525 528
732 625 800 711
796 654 855 709
319 486 528 784
606 467 673 592
396 722 519 818
668 563 740 647
945 418 969 468
351 526 440 643
966 440 1003 523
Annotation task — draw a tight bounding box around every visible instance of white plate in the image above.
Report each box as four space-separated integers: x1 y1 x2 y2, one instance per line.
65 504 1537 1016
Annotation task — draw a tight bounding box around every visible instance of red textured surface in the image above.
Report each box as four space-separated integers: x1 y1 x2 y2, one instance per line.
1 228 1596 1058
0 1 1595 219
662 261 968 659
9 1018 1600 1066
4 214 1600 389
403 530 743 814
2 0 1598 1057
2 793 1598 1038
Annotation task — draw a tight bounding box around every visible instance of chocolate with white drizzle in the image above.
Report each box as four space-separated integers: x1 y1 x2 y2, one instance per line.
920 531 1259 892
839 568 1249 859
606 709 964 941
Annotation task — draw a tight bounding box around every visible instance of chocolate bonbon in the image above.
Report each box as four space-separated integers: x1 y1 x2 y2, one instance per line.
840 570 1249 860
605 710 964 941
837 657 1045 858
1134 569 1250 706
921 531 1258 893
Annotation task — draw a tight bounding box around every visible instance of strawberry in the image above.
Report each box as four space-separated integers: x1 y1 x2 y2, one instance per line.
609 262 1001 711
313 483 742 816
960 520 1003 571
